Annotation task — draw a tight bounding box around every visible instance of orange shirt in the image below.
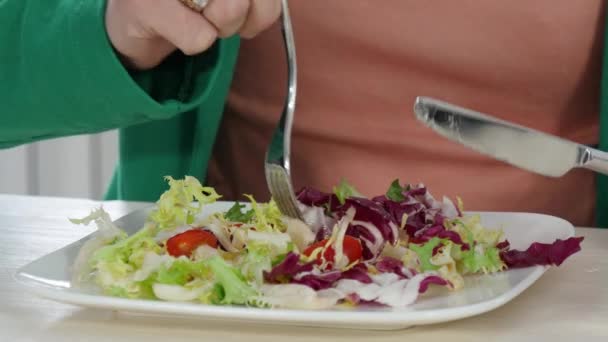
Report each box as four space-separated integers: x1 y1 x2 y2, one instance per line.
208 0 605 226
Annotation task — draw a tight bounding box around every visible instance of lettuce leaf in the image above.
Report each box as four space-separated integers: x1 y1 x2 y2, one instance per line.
264 252 314 284
409 237 443 272
148 176 221 230
447 215 504 248
500 237 584 268
207 256 257 305
244 195 284 232
385 179 409 202
136 258 211 300
86 225 161 297
333 178 362 204
69 207 128 284
225 202 254 223
240 241 274 286
154 259 210 286
429 242 464 289
458 245 505 274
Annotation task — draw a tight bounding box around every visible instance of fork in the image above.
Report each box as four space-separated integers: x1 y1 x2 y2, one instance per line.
264 0 305 221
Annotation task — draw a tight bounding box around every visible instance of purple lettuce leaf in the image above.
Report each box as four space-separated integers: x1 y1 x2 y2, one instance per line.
496 240 510 251
263 252 314 283
296 187 340 211
410 224 470 250
298 182 465 261
293 272 342 290
265 251 373 290
294 263 372 290
337 198 399 259
375 256 413 279
419 275 450 293
342 198 399 241
314 226 332 242
340 263 373 283
500 237 584 268
372 183 461 241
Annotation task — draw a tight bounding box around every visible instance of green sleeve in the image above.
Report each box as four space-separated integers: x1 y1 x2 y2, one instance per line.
595 6 608 228
0 0 225 148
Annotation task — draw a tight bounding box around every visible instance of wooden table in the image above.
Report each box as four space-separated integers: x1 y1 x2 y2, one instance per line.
1 195 606 341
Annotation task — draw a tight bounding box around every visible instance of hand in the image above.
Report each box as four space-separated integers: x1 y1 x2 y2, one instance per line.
105 0 282 70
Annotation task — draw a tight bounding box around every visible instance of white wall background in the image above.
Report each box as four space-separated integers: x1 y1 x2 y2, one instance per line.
0 131 119 200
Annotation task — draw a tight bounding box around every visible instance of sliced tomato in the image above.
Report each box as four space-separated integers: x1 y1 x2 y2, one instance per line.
166 229 218 257
303 236 363 267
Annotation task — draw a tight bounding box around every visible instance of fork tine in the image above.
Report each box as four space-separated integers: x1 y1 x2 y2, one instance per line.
266 165 304 220
273 168 300 218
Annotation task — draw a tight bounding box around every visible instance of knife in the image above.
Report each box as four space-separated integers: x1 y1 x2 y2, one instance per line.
413 96 608 177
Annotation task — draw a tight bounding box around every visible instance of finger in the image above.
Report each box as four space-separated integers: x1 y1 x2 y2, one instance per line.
106 0 169 69
119 36 176 70
202 0 251 38
239 0 282 39
143 0 218 55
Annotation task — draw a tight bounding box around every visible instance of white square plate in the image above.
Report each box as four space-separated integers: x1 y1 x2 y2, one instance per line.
14 202 575 330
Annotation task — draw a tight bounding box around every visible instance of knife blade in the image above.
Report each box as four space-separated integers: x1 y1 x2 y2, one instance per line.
413 96 608 177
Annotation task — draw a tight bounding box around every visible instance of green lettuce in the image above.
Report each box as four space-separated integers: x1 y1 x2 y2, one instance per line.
87 224 159 297
443 215 506 274
458 245 505 274
244 195 284 232
447 215 504 248
135 258 212 300
409 237 443 272
207 256 257 305
148 176 221 230
225 202 254 223
385 179 410 202
154 259 210 286
240 242 273 286
333 178 362 204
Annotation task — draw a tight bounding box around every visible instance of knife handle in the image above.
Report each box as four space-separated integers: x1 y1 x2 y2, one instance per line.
581 147 608 175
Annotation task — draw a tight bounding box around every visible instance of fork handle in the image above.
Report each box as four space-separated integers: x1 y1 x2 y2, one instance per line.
279 0 297 172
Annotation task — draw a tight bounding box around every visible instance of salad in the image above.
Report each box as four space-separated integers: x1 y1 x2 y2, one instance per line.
70 176 583 309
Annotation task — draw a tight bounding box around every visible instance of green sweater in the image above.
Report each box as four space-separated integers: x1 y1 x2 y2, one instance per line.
0 0 240 201
2 1 608 226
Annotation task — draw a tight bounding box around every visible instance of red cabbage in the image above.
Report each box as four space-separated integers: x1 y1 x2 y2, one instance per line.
314 226 332 242
266 251 373 290
294 264 372 290
263 252 314 283
375 257 413 278
373 195 426 234
419 275 450 293
296 187 340 211
341 198 399 242
372 184 460 240
337 198 399 259
340 263 374 284
293 272 342 290
299 195 402 260
410 224 470 250
500 237 584 268
496 240 510 250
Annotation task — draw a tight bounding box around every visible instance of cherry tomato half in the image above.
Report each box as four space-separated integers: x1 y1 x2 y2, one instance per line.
166 229 218 257
303 236 363 267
